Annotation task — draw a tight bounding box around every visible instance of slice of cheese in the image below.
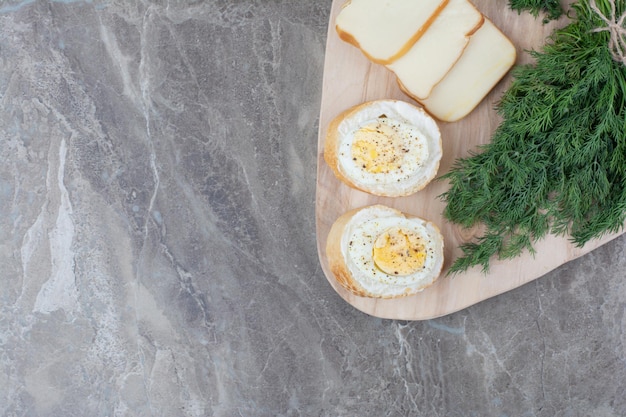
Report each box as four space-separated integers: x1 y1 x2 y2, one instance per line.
335 0 449 65
417 18 516 122
387 0 484 100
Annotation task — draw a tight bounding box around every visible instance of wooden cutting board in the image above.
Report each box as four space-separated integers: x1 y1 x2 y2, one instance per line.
315 0 624 320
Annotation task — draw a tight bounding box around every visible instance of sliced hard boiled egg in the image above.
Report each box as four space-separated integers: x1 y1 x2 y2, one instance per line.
324 100 442 197
326 205 445 299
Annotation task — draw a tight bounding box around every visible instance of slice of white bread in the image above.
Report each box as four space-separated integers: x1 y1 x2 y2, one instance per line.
387 0 484 100
335 0 449 65
414 18 517 122
326 205 445 299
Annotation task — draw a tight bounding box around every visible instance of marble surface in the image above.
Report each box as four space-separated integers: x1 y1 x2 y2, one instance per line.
1 1 625 416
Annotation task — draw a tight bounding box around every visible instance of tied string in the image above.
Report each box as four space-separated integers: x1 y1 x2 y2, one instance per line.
590 0 626 65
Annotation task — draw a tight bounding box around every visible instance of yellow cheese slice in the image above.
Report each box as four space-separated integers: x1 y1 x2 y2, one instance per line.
387 0 484 100
335 0 449 65
418 18 516 122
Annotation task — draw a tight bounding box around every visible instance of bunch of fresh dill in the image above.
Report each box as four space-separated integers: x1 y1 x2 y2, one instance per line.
508 0 564 20
440 0 626 274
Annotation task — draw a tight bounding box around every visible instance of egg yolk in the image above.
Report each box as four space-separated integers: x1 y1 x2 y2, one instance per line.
372 227 426 276
351 120 404 174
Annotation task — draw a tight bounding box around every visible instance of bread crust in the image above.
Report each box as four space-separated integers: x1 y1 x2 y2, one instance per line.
323 105 360 194
326 207 374 298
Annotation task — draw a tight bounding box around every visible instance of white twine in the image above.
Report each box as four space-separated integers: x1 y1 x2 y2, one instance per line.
590 0 626 65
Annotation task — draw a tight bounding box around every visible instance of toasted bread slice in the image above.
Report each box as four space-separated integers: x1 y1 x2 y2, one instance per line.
323 100 442 197
326 205 445 299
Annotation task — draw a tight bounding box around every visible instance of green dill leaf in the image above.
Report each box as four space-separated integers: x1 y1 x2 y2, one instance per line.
507 0 564 21
441 0 626 274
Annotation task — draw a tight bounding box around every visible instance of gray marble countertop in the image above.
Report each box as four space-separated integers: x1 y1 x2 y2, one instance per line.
1 1 625 416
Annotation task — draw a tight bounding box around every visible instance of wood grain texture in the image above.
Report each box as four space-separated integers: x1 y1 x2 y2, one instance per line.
315 0 625 320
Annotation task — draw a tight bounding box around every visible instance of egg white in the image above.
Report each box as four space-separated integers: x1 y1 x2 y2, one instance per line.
334 100 442 197
339 205 444 297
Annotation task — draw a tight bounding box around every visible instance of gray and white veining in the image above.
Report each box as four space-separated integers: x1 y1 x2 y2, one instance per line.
1 1 625 416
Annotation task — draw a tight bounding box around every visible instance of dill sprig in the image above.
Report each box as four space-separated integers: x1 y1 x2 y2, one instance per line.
440 0 626 274
508 0 564 21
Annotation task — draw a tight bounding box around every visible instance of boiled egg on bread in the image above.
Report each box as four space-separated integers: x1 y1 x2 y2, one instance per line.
326 205 444 298
324 99 442 197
